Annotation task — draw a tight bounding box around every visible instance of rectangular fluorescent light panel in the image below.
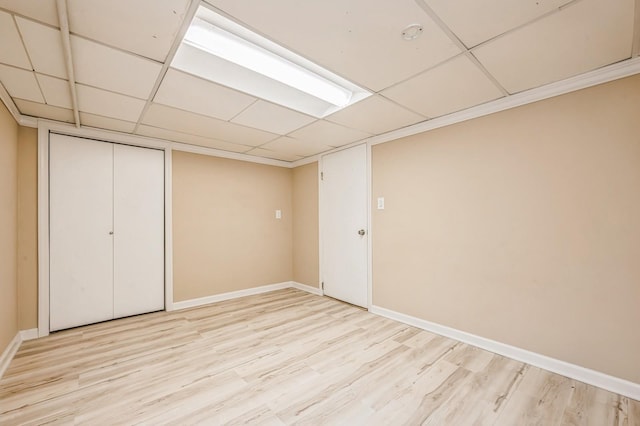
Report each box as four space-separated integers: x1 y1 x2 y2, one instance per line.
172 6 371 118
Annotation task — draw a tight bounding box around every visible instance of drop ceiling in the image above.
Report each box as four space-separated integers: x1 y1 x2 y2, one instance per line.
0 0 638 163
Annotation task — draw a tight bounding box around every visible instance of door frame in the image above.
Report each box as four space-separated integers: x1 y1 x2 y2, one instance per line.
37 123 173 337
318 142 372 309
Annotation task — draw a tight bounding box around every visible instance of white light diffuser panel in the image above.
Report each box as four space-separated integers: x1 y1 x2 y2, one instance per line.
172 5 371 118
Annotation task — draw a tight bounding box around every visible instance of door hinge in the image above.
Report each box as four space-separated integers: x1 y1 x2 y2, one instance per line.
321 281 324 290
320 172 324 181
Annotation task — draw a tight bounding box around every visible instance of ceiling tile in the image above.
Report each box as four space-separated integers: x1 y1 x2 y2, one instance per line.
288 120 371 147
36 74 71 109
76 84 146 122
206 0 461 91
245 148 303 162
473 0 634 94
136 125 253 153
15 17 67 78
326 95 425 134
15 98 74 122
260 136 333 157
382 55 504 118
231 101 317 135
67 0 191 62
0 11 31 69
424 0 573 47
80 113 136 133
71 36 161 99
0 0 59 27
0 64 43 102
141 103 279 146
155 69 255 120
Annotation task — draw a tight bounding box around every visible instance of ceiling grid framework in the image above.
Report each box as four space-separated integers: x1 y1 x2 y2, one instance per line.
0 0 637 162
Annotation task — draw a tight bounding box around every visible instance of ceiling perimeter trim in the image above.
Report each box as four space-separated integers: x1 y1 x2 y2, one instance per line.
0 81 24 124
169 141 290 167
4 57 639 168
37 119 291 168
291 56 640 167
365 56 640 147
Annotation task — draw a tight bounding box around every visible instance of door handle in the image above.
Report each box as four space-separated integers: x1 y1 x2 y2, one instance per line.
358 229 366 236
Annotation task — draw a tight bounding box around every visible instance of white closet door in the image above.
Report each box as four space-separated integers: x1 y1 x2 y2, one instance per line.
50 134 114 331
113 144 165 317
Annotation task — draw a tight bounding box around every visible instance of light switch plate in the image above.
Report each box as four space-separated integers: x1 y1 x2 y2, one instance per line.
377 197 385 210
275 209 282 219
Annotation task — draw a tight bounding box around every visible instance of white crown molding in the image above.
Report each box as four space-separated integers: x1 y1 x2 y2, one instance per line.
291 56 640 168
370 305 640 401
366 56 640 147
170 141 291 168
290 155 320 167
37 120 292 167
4 58 639 168
19 115 38 128
0 81 23 124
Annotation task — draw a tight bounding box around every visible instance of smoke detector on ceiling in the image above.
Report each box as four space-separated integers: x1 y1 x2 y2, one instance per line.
401 24 423 41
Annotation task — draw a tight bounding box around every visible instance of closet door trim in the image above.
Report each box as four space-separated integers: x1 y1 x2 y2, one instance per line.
37 124 174 337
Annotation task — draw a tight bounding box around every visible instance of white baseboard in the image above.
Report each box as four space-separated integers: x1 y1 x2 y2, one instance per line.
0 332 22 380
172 282 292 310
20 328 39 341
369 305 640 401
172 281 325 311
290 281 323 296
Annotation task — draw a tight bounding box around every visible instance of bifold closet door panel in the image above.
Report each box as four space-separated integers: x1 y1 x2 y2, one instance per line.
49 134 114 331
113 144 165 317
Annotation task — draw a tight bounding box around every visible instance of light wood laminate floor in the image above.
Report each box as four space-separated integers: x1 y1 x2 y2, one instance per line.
1 289 638 425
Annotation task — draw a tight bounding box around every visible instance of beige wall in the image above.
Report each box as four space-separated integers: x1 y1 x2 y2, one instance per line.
17 126 38 330
372 74 640 383
172 151 293 301
292 162 319 288
0 101 18 354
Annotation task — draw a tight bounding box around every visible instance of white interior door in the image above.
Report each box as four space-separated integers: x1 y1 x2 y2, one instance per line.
113 144 165 317
321 144 368 307
49 134 114 331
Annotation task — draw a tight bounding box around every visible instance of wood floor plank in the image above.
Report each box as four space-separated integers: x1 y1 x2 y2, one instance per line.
0 288 637 425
